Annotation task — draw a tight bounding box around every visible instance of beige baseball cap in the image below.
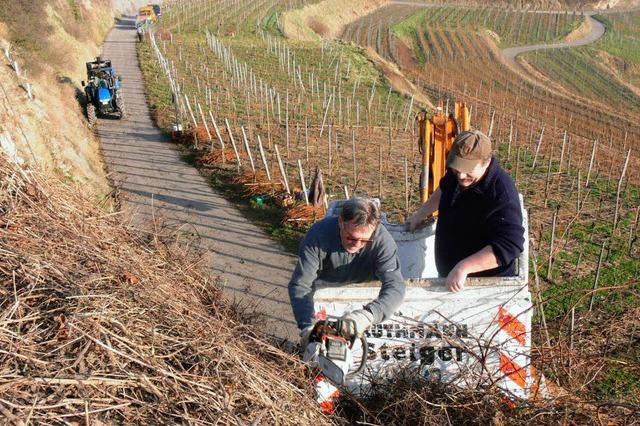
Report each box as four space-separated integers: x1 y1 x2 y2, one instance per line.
446 130 492 174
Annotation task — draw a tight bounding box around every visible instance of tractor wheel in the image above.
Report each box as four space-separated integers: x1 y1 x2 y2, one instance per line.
87 103 97 126
116 97 126 120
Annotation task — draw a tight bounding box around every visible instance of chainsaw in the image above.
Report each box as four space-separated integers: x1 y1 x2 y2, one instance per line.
303 317 368 386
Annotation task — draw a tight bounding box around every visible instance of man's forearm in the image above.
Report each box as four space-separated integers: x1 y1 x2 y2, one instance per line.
366 270 406 324
288 280 315 329
446 245 500 292
458 245 499 274
408 188 441 225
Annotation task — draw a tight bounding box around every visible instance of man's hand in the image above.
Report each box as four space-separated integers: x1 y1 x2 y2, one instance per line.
446 263 469 292
341 309 374 337
405 214 422 232
299 324 315 350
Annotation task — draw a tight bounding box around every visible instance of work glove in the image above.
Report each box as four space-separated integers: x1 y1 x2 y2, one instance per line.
341 309 374 337
299 324 315 351
299 324 322 364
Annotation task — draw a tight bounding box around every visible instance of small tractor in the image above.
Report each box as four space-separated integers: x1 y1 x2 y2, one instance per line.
82 57 126 126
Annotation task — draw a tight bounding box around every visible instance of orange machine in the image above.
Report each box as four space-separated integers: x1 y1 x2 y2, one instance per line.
137 5 157 25
416 102 470 203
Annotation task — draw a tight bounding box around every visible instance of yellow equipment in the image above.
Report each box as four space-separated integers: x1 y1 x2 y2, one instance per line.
137 6 157 24
416 102 470 203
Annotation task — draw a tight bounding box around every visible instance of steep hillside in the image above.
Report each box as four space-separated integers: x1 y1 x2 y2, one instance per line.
0 0 132 199
0 152 327 423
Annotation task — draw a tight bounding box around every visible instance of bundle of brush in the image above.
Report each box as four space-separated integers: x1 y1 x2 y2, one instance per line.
0 156 328 424
282 203 326 227
232 170 284 195
197 148 237 166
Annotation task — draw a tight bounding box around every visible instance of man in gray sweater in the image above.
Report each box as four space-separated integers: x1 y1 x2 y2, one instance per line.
288 198 406 344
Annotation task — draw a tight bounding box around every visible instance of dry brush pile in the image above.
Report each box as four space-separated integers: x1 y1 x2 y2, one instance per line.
338 376 637 425
0 157 329 424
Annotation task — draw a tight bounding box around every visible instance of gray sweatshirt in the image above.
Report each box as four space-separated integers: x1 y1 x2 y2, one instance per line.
288 216 406 329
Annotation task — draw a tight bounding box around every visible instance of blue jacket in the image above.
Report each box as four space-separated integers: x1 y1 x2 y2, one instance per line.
435 157 524 277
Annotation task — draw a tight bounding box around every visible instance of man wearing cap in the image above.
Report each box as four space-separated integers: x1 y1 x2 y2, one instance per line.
406 129 524 292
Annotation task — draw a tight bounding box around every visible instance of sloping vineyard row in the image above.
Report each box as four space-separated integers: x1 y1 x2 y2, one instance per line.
412 30 640 131
525 47 640 113
390 4 581 48
341 5 640 151
150 4 430 221
162 0 317 36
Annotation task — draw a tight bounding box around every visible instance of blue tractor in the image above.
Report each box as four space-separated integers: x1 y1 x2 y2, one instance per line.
82 57 126 126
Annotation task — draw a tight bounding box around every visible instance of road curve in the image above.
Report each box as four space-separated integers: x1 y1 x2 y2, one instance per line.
97 17 299 342
388 1 615 93
390 1 638 15
502 15 606 71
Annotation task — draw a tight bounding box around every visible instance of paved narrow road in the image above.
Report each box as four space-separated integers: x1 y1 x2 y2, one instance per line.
98 17 299 341
502 15 606 72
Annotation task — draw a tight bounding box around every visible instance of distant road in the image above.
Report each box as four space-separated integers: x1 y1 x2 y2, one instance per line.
387 1 620 85
390 1 638 14
502 15 606 71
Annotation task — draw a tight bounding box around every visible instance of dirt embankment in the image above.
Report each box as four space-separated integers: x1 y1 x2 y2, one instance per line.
283 0 389 41
284 0 434 108
563 14 593 43
0 1 144 198
365 48 434 108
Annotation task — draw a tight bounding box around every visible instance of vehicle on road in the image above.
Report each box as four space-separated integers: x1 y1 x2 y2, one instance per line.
81 57 126 126
136 5 157 24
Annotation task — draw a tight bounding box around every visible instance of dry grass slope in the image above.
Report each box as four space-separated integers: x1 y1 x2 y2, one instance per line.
0 0 117 198
0 157 328 424
283 0 388 41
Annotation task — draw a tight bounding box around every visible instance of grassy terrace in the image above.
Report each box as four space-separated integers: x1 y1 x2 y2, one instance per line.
524 47 640 114
392 6 582 48
596 11 640 86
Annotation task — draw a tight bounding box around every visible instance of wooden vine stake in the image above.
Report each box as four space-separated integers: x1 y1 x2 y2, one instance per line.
612 149 631 232
224 118 241 171
274 145 290 194
531 126 544 170
319 93 333 138
196 103 212 147
297 159 309 205
404 157 409 214
558 130 567 173
585 140 597 187
589 240 607 311
184 94 199 148
208 111 225 163
240 126 256 173
531 243 551 347
546 207 558 280
352 130 357 186
256 135 271 181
